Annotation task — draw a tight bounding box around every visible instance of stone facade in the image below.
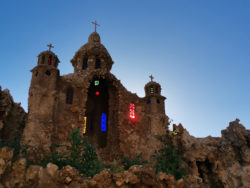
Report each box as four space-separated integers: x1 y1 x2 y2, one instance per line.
22 32 168 160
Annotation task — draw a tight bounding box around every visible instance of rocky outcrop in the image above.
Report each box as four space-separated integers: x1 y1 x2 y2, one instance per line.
0 160 182 188
0 119 249 187
0 86 26 143
173 119 250 188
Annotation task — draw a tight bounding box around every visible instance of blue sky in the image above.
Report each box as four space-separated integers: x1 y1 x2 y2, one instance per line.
0 0 249 137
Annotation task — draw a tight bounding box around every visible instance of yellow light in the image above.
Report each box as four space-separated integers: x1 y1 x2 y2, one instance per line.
83 116 87 134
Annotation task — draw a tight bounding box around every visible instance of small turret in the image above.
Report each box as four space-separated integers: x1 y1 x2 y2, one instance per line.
22 45 60 152
31 45 60 90
37 44 60 68
144 75 166 114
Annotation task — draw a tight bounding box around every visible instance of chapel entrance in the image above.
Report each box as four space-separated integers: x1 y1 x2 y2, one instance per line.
85 78 109 148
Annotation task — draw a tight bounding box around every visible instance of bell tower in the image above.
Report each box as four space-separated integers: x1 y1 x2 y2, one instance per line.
144 75 166 114
22 44 60 152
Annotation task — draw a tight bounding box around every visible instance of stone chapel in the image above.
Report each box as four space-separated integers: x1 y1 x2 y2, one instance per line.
22 27 168 160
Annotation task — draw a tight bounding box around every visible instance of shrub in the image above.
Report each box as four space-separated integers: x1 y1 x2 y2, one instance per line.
153 129 186 180
122 153 148 170
49 129 104 177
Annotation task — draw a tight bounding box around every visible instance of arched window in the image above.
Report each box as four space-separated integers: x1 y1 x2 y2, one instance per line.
41 56 45 64
155 87 159 94
66 87 74 104
150 87 154 94
48 55 52 65
95 58 101 69
82 58 88 70
45 70 51 76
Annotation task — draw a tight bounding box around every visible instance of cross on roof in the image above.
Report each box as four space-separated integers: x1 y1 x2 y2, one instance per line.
149 75 154 82
91 21 100 32
47 43 54 51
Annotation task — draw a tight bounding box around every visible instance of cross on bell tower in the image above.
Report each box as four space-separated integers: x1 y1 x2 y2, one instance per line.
47 43 54 51
149 74 154 82
91 21 100 32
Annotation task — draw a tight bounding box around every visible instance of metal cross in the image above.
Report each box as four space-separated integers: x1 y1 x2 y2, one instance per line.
47 44 54 51
149 75 154 82
91 21 100 32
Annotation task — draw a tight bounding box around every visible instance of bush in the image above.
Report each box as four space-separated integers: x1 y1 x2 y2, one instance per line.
122 153 148 170
49 129 104 177
153 129 186 180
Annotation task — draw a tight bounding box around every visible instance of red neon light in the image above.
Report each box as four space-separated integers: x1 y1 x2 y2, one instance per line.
129 103 136 120
95 91 100 96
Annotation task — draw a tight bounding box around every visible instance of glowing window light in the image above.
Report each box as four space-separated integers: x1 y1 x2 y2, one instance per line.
83 116 87 134
94 80 99 86
95 91 100 96
150 87 154 94
101 113 107 131
129 103 136 120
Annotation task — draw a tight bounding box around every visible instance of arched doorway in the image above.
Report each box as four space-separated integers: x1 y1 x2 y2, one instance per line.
85 78 109 148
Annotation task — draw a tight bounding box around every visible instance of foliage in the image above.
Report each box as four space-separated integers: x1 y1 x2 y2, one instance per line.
48 129 104 177
122 153 148 170
153 129 187 180
0 129 104 177
108 160 124 173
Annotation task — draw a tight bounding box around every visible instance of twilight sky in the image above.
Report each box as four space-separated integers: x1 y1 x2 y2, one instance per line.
0 0 249 137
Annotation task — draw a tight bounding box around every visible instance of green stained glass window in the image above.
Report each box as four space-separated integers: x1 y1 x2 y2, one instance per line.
94 80 99 86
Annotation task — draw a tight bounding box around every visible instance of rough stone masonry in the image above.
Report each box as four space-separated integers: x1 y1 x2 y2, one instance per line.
21 31 168 161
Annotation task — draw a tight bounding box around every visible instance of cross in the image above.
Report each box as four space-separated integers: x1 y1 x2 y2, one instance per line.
47 43 54 51
149 74 154 82
91 21 100 32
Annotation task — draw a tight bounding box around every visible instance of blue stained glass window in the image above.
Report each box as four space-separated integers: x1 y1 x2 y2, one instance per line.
101 113 107 132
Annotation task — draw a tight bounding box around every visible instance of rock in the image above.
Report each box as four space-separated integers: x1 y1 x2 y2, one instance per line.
65 176 72 184
158 172 168 181
0 146 13 178
26 165 42 187
0 86 26 143
113 173 124 186
38 167 58 188
165 175 175 186
58 165 81 184
88 179 97 186
221 119 248 147
46 163 59 177
7 158 26 188
93 169 112 187
0 146 14 160
176 178 184 188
